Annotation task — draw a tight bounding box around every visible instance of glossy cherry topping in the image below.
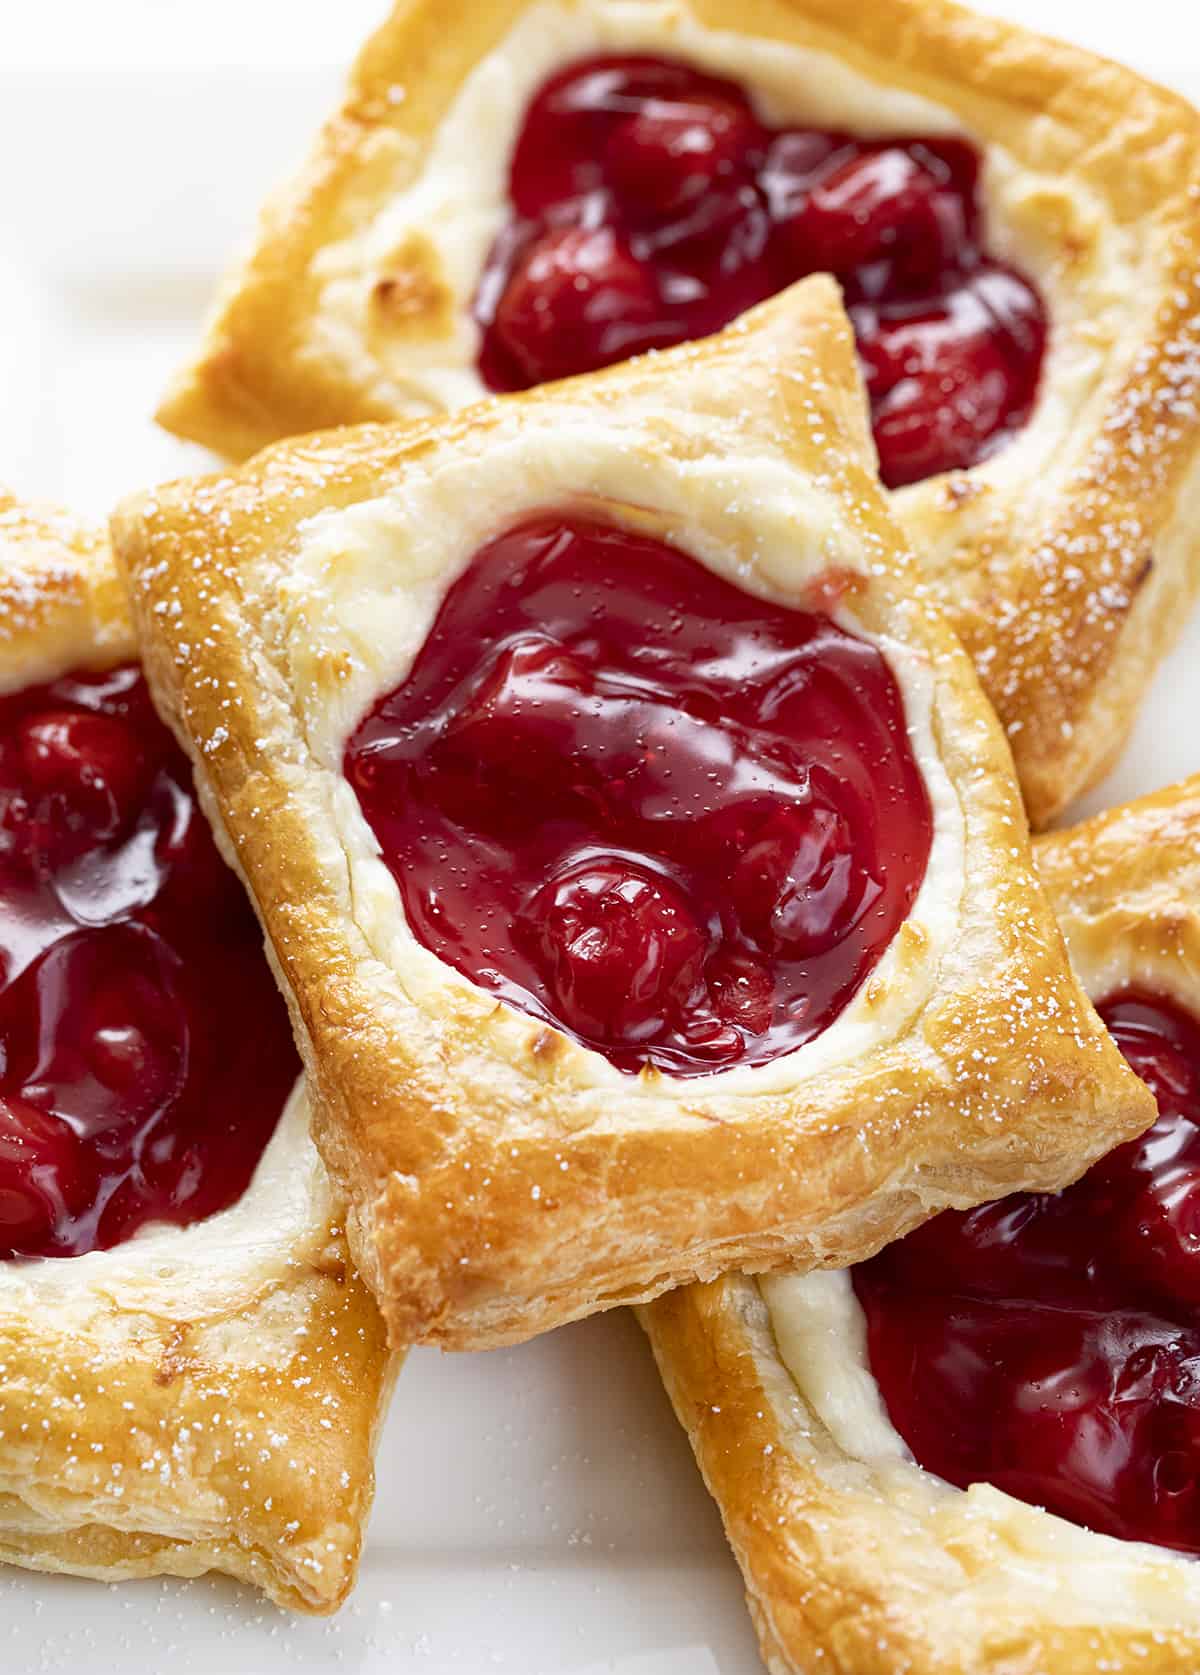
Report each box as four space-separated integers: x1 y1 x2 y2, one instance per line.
856 991 1200 1554
344 514 932 1076
474 55 1047 488
0 665 298 1259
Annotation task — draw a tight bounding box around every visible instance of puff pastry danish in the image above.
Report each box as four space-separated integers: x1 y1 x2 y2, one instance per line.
0 493 394 1613
643 772 1200 1675
115 278 1151 1352
156 0 1200 827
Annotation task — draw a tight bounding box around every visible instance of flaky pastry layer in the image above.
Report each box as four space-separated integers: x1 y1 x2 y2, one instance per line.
0 494 395 1613
642 774 1200 1675
156 0 1200 826
115 279 1151 1351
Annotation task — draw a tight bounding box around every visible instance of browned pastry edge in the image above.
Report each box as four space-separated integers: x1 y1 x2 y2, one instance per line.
0 1267 397 1613
0 494 395 1612
155 0 1200 826
641 773 1200 1675
114 278 1153 1351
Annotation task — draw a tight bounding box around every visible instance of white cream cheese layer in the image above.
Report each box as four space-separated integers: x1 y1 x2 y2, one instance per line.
759 1254 1200 1616
0 1080 334 1327
276 417 966 1105
761 1268 907 1463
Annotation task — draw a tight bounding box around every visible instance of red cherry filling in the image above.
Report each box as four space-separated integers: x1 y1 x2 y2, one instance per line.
344 513 931 1076
10 708 151 871
518 860 707 1045
855 991 1200 1556
852 270 1045 487
730 796 879 957
490 225 665 386
0 664 298 1258
606 94 765 216
0 1093 95 1248
475 55 1046 489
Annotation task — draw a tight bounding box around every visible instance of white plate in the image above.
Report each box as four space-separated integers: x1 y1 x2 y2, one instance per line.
3 3 1199 1669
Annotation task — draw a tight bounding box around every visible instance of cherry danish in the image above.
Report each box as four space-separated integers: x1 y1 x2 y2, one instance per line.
857 992 1200 1556
345 514 932 1076
0 665 298 1259
475 55 1046 489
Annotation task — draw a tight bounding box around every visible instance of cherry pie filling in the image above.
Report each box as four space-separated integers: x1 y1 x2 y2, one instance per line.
857 992 1200 1555
474 54 1047 489
0 665 298 1259
344 514 932 1077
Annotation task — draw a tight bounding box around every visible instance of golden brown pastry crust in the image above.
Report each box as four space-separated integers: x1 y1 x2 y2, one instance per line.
115 279 1151 1352
0 496 395 1613
642 773 1200 1675
0 494 134 688
155 0 1200 827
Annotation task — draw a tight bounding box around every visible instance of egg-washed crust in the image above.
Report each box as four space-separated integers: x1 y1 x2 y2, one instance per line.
115 279 1151 1353
154 0 1200 828
641 773 1200 1675
0 495 395 1614
0 494 135 691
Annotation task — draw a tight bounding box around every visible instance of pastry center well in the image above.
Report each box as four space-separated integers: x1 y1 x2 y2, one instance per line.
343 513 933 1076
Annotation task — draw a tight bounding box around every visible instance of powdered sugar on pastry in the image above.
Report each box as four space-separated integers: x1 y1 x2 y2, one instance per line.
280 420 966 1103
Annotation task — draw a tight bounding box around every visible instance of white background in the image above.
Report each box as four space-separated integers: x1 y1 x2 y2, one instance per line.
2 2 1198 1670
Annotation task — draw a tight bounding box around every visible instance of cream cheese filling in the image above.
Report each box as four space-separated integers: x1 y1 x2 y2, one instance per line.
276 418 966 1106
760 1225 1200 1610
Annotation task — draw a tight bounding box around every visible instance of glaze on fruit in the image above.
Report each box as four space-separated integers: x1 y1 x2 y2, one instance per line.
0 665 298 1258
857 992 1200 1555
475 55 1046 488
345 514 932 1075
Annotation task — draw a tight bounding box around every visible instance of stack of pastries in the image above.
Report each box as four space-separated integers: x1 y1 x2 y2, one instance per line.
5 0 1200 1665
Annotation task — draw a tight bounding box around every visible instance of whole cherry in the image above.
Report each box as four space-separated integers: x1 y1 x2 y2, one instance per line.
17 708 147 862
857 300 1018 488
0 1092 95 1253
522 858 706 1044
420 636 599 829
1117 1166 1200 1307
777 147 964 283
730 798 873 955
606 93 763 217
489 225 659 387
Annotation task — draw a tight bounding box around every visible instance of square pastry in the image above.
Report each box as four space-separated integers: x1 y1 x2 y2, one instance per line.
116 279 1151 1351
643 772 1200 1675
0 494 394 1611
157 0 1200 826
